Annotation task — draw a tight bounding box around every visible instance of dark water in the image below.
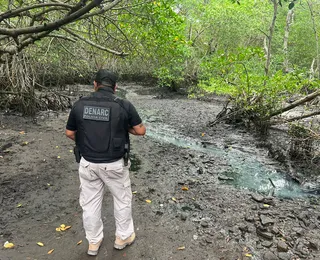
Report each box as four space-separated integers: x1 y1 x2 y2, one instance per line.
143 123 316 198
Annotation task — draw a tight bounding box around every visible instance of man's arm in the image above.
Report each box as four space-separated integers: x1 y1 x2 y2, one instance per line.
65 129 76 141
65 102 78 141
129 123 146 136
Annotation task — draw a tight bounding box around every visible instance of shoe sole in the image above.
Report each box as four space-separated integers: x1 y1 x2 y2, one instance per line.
87 250 98 256
87 239 103 256
114 240 135 250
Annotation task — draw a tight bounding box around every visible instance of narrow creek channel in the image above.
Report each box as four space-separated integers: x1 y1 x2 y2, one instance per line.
83 86 317 199
142 120 309 199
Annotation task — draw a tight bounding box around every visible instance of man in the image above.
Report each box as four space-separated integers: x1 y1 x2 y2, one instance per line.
65 69 146 256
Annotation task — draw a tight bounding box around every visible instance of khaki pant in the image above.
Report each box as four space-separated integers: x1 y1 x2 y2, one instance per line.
78 157 134 244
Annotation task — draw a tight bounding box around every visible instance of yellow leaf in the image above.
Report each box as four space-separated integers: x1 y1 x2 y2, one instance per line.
60 224 66 228
19 131 25 134
263 204 270 208
172 197 177 202
177 246 185 250
16 203 22 208
37 242 44 247
77 240 83 245
55 146 59 148
181 186 189 191
145 200 152 203
56 228 61 232
201 133 205 137
48 249 54 254
57 156 61 159
132 191 137 194
245 254 252 257
64 226 71 230
4 241 15 249
69 150 73 153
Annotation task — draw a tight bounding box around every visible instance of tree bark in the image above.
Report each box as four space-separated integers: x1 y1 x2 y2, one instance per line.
307 0 320 79
264 0 278 79
271 110 320 124
283 8 294 73
269 89 320 118
0 0 104 37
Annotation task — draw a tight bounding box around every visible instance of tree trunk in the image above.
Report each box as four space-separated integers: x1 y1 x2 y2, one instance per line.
264 0 278 80
283 8 294 73
269 89 320 118
307 0 320 79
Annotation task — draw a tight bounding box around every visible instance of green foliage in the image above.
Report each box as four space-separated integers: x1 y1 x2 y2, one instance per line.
198 47 265 94
197 44 319 119
119 0 191 87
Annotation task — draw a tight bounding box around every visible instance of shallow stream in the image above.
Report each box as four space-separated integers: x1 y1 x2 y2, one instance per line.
143 121 312 199
79 86 317 198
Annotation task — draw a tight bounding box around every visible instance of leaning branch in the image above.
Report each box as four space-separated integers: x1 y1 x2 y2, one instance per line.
271 110 320 125
0 3 73 21
269 89 320 118
78 0 123 20
18 30 55 52
62 27 128 56
0 0 103 37
47 34 76 42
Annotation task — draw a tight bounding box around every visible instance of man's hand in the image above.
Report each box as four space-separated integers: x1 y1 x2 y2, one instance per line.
129 123 146 136
65 129 76 141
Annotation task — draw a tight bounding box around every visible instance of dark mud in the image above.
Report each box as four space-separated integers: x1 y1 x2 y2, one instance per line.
0 84 320 260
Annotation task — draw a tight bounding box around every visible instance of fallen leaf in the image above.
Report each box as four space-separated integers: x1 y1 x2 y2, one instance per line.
245 254 252 257
177 246 185 250
19 131 25 134
201 133 205 137
132 191 137 194
4 241 15 249
181 186 189 191
77 240 82 245
64 226 71 230
16 203 22 208
48 249 54 254
263 204 270 208
55 146 59 148
172 197 177 202
145 200 152 203
56 224 71 231
69 150 73 153
37 242 44 247
57 156 61 159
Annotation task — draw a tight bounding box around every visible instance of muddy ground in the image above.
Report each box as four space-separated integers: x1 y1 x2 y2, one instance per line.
0 84 319 260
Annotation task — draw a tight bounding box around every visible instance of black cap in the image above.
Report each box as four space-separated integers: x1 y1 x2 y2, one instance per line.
94 69 118 87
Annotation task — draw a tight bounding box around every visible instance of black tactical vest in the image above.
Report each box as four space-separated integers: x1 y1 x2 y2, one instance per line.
74 88 129 163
